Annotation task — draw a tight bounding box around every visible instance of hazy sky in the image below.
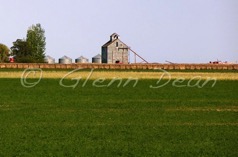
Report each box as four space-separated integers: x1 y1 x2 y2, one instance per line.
1 0 237 63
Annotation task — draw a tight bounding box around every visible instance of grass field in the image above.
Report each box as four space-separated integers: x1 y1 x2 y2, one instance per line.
0 69 238 156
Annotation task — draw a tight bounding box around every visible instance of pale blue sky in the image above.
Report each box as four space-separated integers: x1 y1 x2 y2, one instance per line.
1 0 237 63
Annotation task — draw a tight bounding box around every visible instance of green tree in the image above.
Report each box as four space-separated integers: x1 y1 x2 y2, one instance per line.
26 23 46 62
0 43 10 63
11 23 46 63
11 39 33 63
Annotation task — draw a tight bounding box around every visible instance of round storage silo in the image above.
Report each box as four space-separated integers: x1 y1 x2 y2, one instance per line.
75 56 89 63
44 55 55 64
92 54 101 63
59 56 72 64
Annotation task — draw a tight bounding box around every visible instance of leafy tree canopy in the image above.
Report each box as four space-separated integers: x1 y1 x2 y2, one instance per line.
11 23 46 63
26 23 46 62
11 39 33 63
0 43 10 63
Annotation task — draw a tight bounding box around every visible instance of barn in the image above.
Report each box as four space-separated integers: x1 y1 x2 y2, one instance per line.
101 33 129 64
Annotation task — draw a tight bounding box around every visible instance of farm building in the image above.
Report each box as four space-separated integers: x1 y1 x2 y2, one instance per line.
44 55 55 64
92 54 102 63
75 56 89 63
102 33 129 64
59 56 72 64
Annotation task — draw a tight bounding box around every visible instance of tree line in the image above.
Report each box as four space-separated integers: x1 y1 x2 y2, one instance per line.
0 23 46 63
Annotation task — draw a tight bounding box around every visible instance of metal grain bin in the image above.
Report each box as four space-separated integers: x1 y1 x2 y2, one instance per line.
59 56 72 64
92 54 101 63
44 55 55 64
75 56 89 63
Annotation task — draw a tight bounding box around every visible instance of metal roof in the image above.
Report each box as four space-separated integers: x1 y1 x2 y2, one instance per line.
59 55 72 59
102 36 129 48
92 54 101 59
45 55 55 60
76 56 88 59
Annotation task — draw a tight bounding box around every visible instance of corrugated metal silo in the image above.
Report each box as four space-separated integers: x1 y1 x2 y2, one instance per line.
59 56 72 64
75 56 89 63
92 54 101 63
44 55 55 64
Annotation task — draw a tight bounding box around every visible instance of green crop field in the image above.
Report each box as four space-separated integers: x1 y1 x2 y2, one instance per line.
0 69 238 156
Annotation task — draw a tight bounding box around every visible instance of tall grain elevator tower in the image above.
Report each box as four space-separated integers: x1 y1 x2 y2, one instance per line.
101 33 129 64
